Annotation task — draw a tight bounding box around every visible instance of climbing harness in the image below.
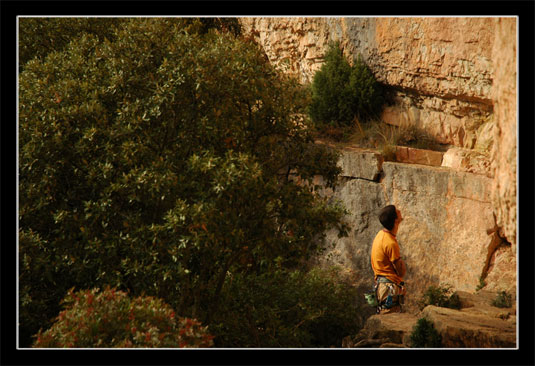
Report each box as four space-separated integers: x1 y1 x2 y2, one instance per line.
374 276 405 313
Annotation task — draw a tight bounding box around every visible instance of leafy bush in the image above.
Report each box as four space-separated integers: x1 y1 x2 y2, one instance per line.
308 41 384 130
18 18 125 70
347 55 385 122
419 284 461 310
19 229 67 347
210 267 361 348
409 317 442 348
18 17 240 71
33 287 213 348
19 18 347 346
491 291 513 308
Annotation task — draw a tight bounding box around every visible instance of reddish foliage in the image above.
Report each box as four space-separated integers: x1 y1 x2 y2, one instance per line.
32 287 214 348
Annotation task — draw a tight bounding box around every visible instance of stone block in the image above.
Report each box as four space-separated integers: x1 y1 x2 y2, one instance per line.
395 146 444 166
337 148 384 181
420 305 516 348
360 313 419 347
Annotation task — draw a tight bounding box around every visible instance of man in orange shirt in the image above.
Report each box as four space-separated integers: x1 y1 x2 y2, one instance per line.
370 205 406 314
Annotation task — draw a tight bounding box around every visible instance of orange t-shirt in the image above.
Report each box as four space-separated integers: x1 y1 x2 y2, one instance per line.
370 229 403 284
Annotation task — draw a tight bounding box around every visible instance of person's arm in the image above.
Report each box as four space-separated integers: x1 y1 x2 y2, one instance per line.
393 257 406 278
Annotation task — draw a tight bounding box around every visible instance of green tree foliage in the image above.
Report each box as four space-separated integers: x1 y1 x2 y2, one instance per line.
19 18 347 346
19 229 60 347
410 317 442 348
308 41 384 129
19 18 125 70
33 287 214 348
211 267 360 348
18 17 241 71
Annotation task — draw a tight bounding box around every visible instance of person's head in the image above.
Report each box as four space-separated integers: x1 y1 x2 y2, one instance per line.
379 205 403 233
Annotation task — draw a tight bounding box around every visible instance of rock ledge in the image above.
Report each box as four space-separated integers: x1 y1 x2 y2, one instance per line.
342 291 516 348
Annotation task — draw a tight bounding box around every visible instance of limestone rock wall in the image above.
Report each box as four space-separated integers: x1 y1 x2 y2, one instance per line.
490 18 517 253
239 17 496 148
317 148 515 312
239 17 517 297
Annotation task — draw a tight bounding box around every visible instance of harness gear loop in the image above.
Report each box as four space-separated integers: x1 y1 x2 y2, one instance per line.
374 276 405 313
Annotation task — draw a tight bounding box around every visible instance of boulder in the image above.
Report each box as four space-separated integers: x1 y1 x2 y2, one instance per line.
320 177 387 289
346 312 418 347
420 304 516 348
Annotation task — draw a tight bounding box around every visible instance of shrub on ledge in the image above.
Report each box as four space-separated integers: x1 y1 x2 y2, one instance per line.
419 284 461 310
409 317 442 348
491 291 513 308
308 41 384 130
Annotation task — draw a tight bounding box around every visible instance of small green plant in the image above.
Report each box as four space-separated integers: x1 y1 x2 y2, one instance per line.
447 291 462 310
409 317 442 348
32 287 214 348
491 291 513 308
419 284 461 310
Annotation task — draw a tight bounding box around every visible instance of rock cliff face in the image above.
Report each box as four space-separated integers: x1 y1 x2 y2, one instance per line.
239 18 517 303
239 17 497 149
314 145 515 314
489 18 517 256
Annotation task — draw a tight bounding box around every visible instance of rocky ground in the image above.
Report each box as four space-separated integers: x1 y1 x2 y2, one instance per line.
342 290 516 348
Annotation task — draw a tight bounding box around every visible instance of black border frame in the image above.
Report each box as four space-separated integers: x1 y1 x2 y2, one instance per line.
2 1 534 365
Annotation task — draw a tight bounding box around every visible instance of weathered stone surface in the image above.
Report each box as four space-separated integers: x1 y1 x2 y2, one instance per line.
320 178 387 290
483 243 516 294
455 290 516 319
326 153 517 348
394 146 443 167
380 94 492 148
474 117 495 152
381 162 501 311
441 147 492 177
348 312 418 347
337 148 383 180
240 17 495 100
490 17 517 250
421 305 516 348
379 342 406 348
239 18 517 258
318 156 515 314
